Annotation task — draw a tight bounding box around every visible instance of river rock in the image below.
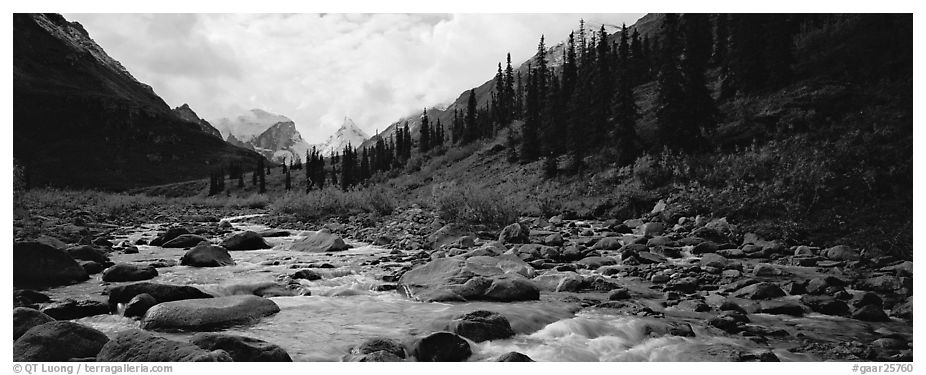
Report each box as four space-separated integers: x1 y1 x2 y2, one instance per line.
447 310 515 342
733 282 786 300
66 245 111 264
97 329 232 362
149 227 191 247
13 307 55 340
221 231 272 250
123 293 158 318
428 224 476 250
852 304 890 322
823 245 859 261
411 332 472 362
498 222 530 244
398 256 540 302
758 300 805 316
292 269 322 281
106 282 213 308
856 275 900 293
190 333 292 361
591 237 623 250
496 352 534 362
13 241 89 286
102 263 159 282
289 229 350 252
800 295 850 316
753 263 783 277
40 298 109 320
14 289 51 308
890 297 913 320
181 242 235 267
345 337 407 361
140 295 280 330
162 234 209 248
700 253 729 269
79 260 105 275
13 321 109 362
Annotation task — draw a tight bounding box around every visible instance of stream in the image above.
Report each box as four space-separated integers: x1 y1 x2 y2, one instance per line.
40 215 911 361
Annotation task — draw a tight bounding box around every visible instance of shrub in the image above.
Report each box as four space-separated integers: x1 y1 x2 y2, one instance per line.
432 182 519 228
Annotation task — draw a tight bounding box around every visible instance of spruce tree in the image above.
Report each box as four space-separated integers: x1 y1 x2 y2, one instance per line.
520 67 540 162
506 126 518 162
615 23 641 165
713 13 729 66
680 13 716 150
284 164 291 191
543 152 557 178
655 14 687 151
465 89 477 143
360 147 370 183
257 157 266 194
419 109 430 153
503 53 515 123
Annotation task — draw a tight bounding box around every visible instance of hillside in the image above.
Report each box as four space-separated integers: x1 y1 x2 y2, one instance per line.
134 14 911 258
13 13 260 190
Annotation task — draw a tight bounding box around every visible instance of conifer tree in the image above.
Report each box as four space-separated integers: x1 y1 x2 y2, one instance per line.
521 67 540 162
655 14 689 151
503 53 515 123
465 89 477 143
543 152 557 178
615 23 642 165
713 13 729 66
419 109 430 153
360 147 370 183
284 164 291 191
506 126 518 162
257 157 266 194
680 13 716 149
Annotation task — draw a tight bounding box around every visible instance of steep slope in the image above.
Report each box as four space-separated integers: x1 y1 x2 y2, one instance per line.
13 13 260 190
212 109 312 164
317 117 370 156
251 121 311 164
362 17 658 150
213 109 292 142
172 103 222 139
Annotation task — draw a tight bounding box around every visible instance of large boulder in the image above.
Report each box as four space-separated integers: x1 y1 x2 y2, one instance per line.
800 295 850 316
102 263 159 282
852 304 890 322
428 224 477 250
13 321 109 361
498 222 530 244
13 307 55 340
180 242 235 267
447 310 515 342
14 289 51 308
123 293 158 318
97 329 232 362
190 333 292 362
822 245 859 261
14 241 89 286
162 234 210 248
106 282 213 308
221 231 272 250
398 256 540 302
344 337 407 362
66 245 112 264
591 237 623 250
732 282 786 300
496 352 534 362
149 227 191 247
40 298 109 320
289 229 349 252
411 332 472 362
140 295 280 330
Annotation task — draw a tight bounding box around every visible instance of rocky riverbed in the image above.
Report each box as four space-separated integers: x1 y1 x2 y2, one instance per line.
12 206 913 362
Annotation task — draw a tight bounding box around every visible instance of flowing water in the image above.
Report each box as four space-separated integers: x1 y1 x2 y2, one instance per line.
42 216 911 361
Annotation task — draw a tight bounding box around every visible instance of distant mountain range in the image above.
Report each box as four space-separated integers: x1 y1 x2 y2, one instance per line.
13 13 258 190
213 110 368 164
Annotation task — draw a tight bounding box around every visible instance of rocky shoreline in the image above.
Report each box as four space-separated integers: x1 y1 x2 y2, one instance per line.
12 204 913 362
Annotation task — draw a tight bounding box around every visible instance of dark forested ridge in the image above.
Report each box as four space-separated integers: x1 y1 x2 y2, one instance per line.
298 13 913 258
13 13 261 190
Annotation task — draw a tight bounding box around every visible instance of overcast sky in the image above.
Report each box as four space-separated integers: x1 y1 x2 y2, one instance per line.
65 13 645 143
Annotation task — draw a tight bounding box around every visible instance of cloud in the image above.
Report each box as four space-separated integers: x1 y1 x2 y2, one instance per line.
64 13 644 143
